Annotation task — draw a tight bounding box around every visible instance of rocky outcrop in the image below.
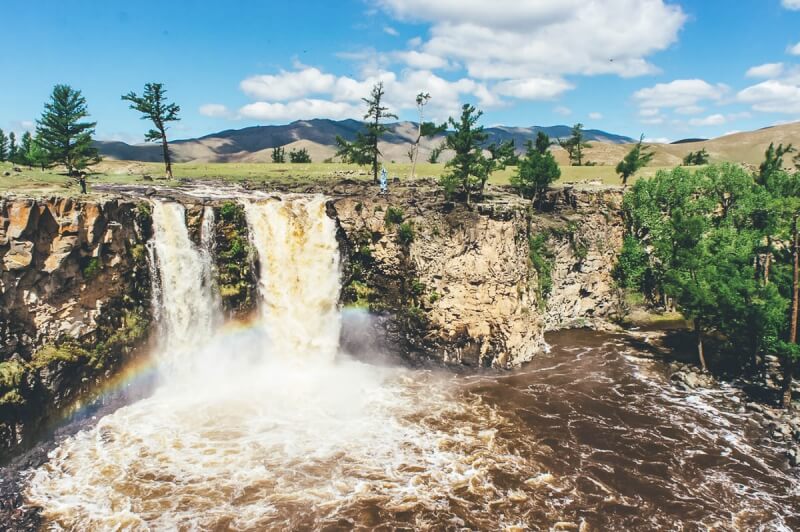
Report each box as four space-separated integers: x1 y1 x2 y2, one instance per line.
331 184 624 367
0 196 152 458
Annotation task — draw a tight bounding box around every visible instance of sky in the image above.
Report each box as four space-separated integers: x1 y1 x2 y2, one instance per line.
2 0 800 144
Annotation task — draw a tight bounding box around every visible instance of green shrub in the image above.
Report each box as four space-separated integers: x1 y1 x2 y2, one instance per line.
397 222 415 245
410 279 426 296
219 201 242 223
82 257 102 280
528 234 554 303
384 206 404 226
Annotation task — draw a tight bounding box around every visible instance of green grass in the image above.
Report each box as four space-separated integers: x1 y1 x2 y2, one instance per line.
0 160 681 194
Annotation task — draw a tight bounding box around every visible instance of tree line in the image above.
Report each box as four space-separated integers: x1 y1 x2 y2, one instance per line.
616 147 799 408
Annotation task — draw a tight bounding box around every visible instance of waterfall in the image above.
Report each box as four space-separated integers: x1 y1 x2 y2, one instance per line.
149 200 218 367
244 195 341 361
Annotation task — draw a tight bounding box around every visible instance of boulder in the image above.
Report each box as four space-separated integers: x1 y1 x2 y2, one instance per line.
3 240 33 270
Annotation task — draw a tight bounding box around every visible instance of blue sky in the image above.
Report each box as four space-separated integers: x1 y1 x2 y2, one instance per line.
2 0 800 143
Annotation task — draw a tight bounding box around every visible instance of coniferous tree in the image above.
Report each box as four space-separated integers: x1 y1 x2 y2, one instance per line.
683 148 709 166
439 103 493 205
758 142 794 185
122 83 181 178
534 131 551 155
510 139 561 207
558 123 592 166
7 132 17 163
28 134 51 171
335 82 397 183
616 134 655 185
36 84 100 176
427 141 445 163
487 139 519 168
271 146 286 163
289 147 311 163
18 132 33 167
0 129 7 161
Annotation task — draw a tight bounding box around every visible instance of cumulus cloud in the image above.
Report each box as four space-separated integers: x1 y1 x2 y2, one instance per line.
738 79 800 113
234 67 503 123
789 42 800 56
494 77 574 100
383 26 399 36
378 0 685 79
238 99 362 121
240 67 336 101
199 104 231 118
688 114 727 127
633 79 728 111
782 0 800 9
746 62 784 78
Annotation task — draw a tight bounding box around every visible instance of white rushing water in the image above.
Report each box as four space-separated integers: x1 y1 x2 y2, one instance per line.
148 200 218 370
245 195 341 362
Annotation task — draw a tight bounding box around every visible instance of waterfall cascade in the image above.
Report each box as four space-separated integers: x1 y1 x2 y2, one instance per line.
148 200 218 368
244 195 341 361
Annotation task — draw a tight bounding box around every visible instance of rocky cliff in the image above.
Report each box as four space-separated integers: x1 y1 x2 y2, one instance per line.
331 183 624 367
0 196 152 457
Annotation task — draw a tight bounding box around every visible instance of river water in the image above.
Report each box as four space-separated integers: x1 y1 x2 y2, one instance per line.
12 196 800 530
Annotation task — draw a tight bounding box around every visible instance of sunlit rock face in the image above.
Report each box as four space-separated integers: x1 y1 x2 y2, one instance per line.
0 197 152 455
331 185 624 367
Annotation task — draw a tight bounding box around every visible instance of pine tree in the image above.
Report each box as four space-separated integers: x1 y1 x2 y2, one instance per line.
289 147 311 163
36 84 99 176
8 132 17 163
28 134 51 171
335 83 397 183
408 92 445 178
271 146 286 163
534 131 551 155
510 140 561 207
558 123 592 166
0 129 7 162
616 134 654 185
19 132 33 167
122 83 181 178
758 142 794 186
440 103 493 206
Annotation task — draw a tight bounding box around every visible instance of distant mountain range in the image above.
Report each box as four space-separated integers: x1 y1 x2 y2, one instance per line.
95 119 635 164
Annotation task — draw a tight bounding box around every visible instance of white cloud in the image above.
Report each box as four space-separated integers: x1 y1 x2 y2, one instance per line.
789 42 800 56
783 0 800 9
238 99 362 121
689 113 727 127
738 79 800 113
393 50 449 70
494 77 574 100
199 104 231 118
240 67 336 101
633 79 728 111
383 26 399 36
378 0 685 79
746 62 784 78
639 108 660 117
553 105 572 116
588 112 603 120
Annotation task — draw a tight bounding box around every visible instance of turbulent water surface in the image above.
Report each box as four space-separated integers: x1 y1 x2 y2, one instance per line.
18 196 800 530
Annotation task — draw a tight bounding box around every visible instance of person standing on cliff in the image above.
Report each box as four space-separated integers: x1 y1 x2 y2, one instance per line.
78 173 87 194
379 166 388 195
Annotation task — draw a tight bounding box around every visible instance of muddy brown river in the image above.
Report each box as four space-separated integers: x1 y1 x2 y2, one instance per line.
4 329 796 531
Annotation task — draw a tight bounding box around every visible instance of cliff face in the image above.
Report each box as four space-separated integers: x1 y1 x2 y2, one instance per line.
331 185 624 367
0 197 152 456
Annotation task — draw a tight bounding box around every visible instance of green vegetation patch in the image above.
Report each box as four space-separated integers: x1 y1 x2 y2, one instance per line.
528 233 554 305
